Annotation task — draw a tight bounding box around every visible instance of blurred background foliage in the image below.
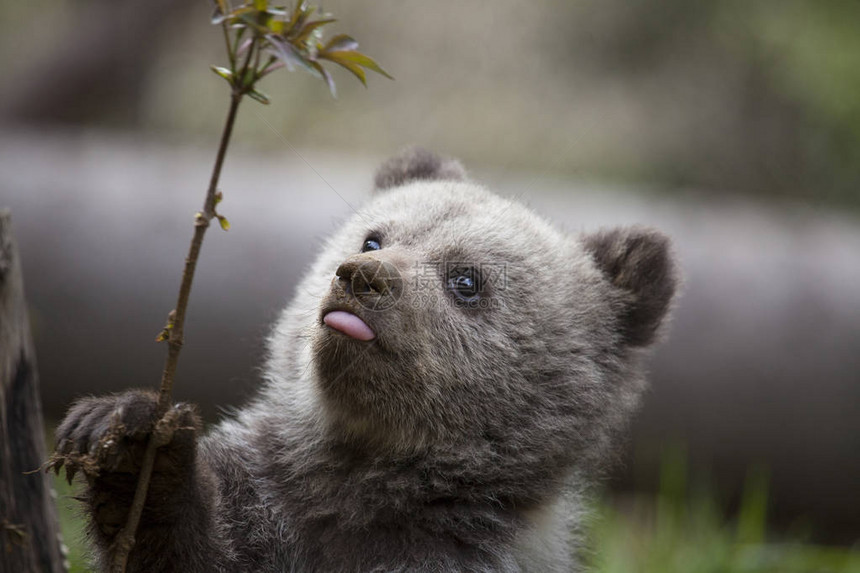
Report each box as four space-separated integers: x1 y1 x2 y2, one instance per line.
2 0 860 210
588 450 860 573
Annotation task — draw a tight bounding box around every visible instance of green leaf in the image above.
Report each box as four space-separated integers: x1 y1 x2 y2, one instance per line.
217 214 232 231
231 6 258 20
266 35 298 71
322 33 358 53
268 18 284 34
295 18 336 44
320 50 393 79
310 60 337 97
344 51 394 79
211 7 227 25
238 9 268 33
289 0 308 27
290 8 315 40
211 0 231 24
328 57 367 86
253 0 268 10
242 66 256 88
266 35 318 75
233 24 248 48
247 89 271 104
155 310 174 342
210 65 234 85
236 37 253 58
255 55 283 78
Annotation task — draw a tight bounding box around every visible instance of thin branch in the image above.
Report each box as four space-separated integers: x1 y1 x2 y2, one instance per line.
222 23 236 70
108 33 263 572
108 91 243 573
94 2 391 566
256 55 282 80
237 36 258 92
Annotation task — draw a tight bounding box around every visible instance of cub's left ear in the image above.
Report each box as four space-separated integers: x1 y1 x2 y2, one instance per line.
582 226 679 347
374 147 467 192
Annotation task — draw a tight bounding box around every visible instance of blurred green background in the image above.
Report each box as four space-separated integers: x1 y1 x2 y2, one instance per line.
3 0 860 210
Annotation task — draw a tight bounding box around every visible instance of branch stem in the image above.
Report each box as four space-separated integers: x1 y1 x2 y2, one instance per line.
108 91 243 573
222 23 235 70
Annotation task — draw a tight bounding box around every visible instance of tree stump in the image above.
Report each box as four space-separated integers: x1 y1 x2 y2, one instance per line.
0 209 66 572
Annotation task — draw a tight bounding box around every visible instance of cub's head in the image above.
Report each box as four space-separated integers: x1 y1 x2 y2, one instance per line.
269 148 677 466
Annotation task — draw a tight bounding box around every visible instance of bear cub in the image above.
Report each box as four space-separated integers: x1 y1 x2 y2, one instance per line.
55 148 677 572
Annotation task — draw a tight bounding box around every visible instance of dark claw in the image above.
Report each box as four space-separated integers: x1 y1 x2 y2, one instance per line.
54 390 201 485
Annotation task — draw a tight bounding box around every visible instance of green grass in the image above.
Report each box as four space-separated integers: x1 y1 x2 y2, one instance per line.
588 452 860 573
53 475 90 573
590 501 860 573
53 453 860 572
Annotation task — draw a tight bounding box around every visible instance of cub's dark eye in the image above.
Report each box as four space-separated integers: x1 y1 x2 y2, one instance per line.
447 268 481 303
361 238 381 253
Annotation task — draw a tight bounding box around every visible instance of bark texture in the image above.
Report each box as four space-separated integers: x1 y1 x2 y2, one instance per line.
0 209 66 573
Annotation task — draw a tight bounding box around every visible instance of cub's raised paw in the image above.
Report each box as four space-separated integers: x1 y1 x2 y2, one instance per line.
51 390 200 483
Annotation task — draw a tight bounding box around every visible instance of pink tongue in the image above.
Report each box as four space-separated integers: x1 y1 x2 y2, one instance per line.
323 311 376 341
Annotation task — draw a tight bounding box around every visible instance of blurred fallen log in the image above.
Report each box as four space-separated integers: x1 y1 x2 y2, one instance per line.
0 0 193 125
2 129 858 542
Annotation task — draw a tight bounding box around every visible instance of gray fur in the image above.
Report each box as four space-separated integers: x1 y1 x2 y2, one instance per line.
583 226 676 347
56 150 677 572
374 146 467 190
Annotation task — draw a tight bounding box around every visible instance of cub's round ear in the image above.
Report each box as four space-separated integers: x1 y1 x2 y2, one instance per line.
374 147 467 191
582 226 679 347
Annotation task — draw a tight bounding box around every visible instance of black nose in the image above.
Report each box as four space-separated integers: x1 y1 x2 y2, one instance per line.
335 256 404 306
